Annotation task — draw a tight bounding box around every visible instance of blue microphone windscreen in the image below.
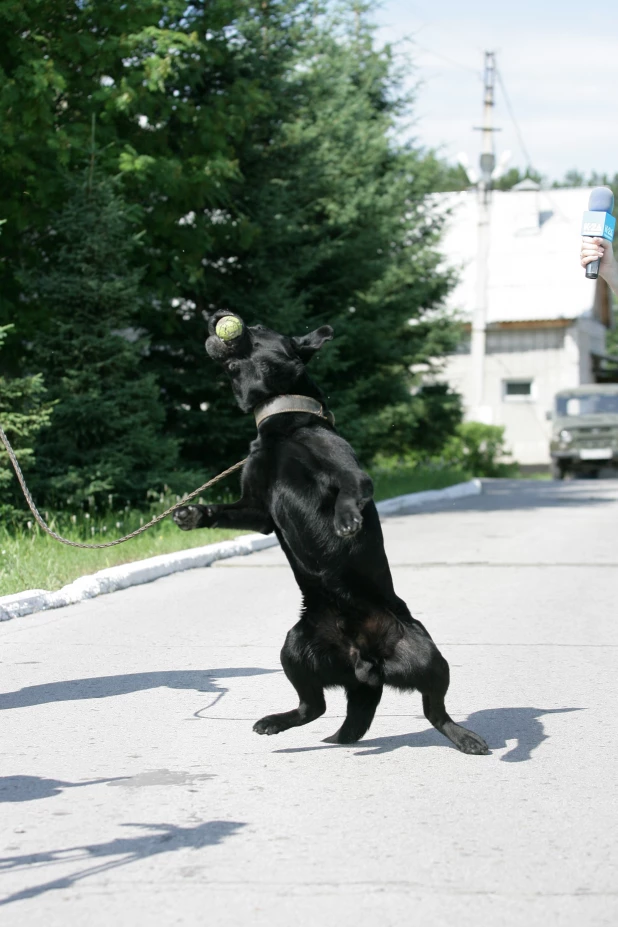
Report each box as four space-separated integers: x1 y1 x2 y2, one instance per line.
588 186 614 213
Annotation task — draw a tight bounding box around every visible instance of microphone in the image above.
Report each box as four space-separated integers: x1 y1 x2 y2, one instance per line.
581 186 615 279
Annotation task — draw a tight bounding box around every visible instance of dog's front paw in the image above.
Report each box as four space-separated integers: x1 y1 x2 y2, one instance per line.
334 503 363 538
173 505 212 531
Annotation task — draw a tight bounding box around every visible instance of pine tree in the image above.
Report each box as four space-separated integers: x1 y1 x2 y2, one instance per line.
2 0 464 485
21 174 178 507
0 0 309 482
271 4 463 461
0 325 55 518
0 0 267 333
139 1 463 469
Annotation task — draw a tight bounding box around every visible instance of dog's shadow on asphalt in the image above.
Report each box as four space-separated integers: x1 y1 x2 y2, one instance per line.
276 706 584 762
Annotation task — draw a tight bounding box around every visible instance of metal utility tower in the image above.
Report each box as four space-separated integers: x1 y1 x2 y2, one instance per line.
470 51 500 423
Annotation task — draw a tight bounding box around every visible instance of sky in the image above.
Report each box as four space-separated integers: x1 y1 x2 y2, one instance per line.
372 0 618 183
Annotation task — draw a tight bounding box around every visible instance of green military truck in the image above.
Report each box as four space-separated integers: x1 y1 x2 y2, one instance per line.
550 384 618 479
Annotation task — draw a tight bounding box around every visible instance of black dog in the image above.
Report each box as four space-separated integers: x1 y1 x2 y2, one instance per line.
174 311 488 754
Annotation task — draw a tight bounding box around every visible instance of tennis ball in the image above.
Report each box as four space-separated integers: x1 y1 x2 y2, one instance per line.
215 316 243 341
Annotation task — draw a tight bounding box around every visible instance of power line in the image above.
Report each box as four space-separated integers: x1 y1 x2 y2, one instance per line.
495 67 535 171
413 42 483 79
495 68 568 221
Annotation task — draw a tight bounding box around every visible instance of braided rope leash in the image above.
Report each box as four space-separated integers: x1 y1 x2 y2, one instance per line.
0 423 246 550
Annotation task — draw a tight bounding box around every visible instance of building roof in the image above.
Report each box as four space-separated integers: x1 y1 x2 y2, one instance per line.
437 186 599 324
556 383 618 397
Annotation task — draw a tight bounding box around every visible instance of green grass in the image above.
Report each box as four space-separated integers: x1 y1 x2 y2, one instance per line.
370 465 471 501
0 466 471 598
0 506 241 598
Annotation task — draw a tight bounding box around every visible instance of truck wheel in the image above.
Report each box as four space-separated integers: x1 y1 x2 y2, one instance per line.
550 461 566 480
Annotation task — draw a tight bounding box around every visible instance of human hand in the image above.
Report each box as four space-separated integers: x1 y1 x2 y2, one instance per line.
580 237 617 279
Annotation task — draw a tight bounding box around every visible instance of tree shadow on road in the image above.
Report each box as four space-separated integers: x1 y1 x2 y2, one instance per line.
0 774 128 803
0 668 277 713
0 819 244 907
276 706 583 762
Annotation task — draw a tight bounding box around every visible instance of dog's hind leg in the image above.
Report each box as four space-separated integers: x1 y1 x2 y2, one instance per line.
323 683 383 744
253 626 326 736
420 651 489 755
386 623 489 755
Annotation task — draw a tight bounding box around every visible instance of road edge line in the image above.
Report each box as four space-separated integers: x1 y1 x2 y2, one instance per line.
0 478 482 621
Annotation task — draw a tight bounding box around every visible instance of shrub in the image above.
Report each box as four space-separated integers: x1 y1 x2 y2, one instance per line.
371 421 519 479
439 422 519 478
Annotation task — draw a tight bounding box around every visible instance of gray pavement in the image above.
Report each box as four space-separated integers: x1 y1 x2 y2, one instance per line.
1 478 617 926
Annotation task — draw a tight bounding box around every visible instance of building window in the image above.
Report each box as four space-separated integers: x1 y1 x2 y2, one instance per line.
504 379 534 400
486 328 565 353
447 337 471 355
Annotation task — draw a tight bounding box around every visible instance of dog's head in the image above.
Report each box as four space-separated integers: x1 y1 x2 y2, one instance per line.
205 310 334 413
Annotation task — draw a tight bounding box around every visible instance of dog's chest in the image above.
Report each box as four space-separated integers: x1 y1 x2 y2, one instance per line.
245 434 323 503
242 446 271 502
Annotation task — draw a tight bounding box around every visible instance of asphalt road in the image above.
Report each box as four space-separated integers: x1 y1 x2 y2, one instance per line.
1 479 617 926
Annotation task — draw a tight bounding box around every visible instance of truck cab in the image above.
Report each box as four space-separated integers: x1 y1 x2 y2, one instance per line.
550 384 618 479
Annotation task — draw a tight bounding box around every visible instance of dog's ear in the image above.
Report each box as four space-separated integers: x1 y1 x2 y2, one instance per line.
290 326 334 362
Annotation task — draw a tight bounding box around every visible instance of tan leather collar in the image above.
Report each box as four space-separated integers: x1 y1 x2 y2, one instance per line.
254 394 335 428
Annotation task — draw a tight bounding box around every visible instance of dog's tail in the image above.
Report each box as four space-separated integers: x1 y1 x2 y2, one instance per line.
351 649 384 687
350 610 404 687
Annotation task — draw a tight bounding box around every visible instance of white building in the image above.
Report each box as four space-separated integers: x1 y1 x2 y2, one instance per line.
437 185 614 465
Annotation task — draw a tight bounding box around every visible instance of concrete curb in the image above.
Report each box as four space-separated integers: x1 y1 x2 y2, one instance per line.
0 478 482 622
0 534 279 622
375 477 482 517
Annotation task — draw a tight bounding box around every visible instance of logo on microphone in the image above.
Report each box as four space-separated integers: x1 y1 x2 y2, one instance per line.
581 211 616 242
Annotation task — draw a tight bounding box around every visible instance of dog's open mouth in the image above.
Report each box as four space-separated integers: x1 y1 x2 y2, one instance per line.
214 315 243 342
205 312 249 361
